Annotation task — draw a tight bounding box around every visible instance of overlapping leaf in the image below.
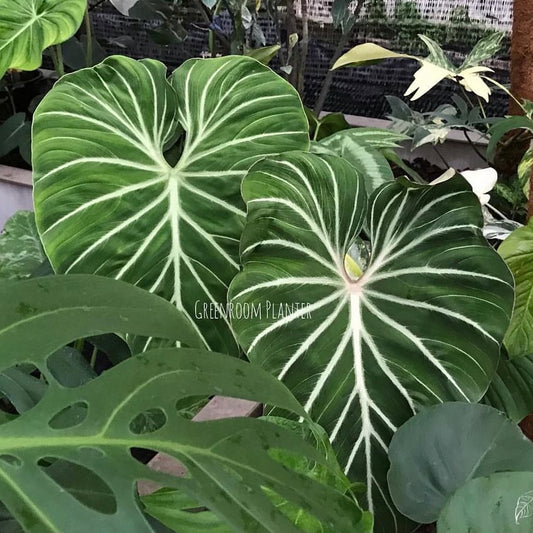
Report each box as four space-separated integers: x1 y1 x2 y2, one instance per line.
32 55 309 354
229 152 513 532
0 0 86 77
0 276 368 533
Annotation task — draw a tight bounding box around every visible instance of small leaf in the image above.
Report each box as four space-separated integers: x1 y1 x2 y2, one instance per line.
438 472 533 532
333 42 414 69
388 403 533 524
0 211 46 281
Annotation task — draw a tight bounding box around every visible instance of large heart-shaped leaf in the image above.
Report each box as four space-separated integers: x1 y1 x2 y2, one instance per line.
0 0 87 77
32 55 309 354
387 402 533 524
0 276 368 532
229 152 514 532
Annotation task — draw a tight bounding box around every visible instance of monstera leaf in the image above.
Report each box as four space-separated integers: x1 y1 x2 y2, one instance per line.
229 152 514 532
32 55 308 355
0 0 86 77
0 276 368 533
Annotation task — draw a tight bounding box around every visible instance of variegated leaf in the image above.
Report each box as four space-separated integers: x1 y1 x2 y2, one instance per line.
32 55 308 354
229 152 514 532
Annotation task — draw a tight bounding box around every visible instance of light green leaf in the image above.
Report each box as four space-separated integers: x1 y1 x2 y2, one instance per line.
0 0 87 77
32 55 309 355
483 352 533 422
229 152 513 532
0 211 46 280
333 42 415 69
499 219 533 357
437 472 533 532
0 277 367 532
245 45 281 65
388 402 533 524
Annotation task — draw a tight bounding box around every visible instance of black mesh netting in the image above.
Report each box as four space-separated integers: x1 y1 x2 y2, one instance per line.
89 0 513 118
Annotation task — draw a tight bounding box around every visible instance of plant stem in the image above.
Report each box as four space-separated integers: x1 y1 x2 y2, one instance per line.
297 0 309 96
5 83 16 115
84 7 93 67
463 129 489 165
432 145 450 169
50 46 65 78
313 0 365 115
527 141 533 221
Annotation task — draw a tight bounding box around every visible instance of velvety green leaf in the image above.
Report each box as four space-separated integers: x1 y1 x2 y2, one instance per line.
483 353 533 422
388 402 533 524
0 0 86 77
33 55 309 355
0 211 46 280
499 219 533 357
229 153 513 532
460 32 504 70
437 472 533 532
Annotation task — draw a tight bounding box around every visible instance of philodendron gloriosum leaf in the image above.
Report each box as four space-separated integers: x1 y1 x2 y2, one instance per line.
0 0 87 77
229 152 514 532
32 55 309 354
0 276 368 533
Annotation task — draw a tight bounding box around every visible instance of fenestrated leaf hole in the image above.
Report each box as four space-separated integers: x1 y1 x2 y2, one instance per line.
0 454 22 468
37 458 117 514
130 408 167 435
48 401 88 430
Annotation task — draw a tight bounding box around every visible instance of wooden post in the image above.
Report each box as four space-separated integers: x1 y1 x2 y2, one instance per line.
510 0 533 113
